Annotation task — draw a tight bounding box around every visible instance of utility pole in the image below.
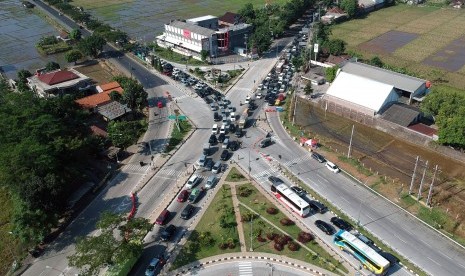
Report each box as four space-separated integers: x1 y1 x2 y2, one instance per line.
348 124 354 158
426 165 438 206
417 160 428 201
250 215 254 252
409 156 419 195
292 91 298 126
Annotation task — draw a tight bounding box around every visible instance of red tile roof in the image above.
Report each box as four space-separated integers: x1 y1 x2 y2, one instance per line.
75 82 123 109
90 125 108 137
408 123 438 137
38 70 79 85
327 7 346 14
219 12 240 24
99 81 121 92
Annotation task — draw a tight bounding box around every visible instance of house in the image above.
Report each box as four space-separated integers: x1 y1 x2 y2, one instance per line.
97 101 132 121
57 31 71 42
27 69 90 98
321 7 347 23
75 81 123 110
218 12 242 26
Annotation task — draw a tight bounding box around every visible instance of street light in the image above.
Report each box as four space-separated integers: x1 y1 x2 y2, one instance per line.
266 262 274 276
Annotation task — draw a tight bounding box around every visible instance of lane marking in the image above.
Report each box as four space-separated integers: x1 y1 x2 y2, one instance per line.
439 251 452 260
394 234 407 244
427 256 441 266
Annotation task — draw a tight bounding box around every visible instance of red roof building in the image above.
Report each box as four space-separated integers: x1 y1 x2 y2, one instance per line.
37 70 79 85
27 69 90 98
75 82 123 109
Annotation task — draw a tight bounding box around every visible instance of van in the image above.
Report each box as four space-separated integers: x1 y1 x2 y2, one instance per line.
212 124 218 134
326 161 340 173
186 174 200 189
155 209 170 225
205 175 218 188
222 138 229 149
196 155 206 167
309 200 328 214
212 161 222 174
203 144 210 155
188 188 201 203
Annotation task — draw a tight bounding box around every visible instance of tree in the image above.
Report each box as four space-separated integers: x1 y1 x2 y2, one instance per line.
45 61 60 72
291 56 303 71
109 91 122 102
313 23 332 45
69 29 82 41
113 76 147 110
16 69 32 92
78 34 106 58
200 50 208 61
65 50 83 64
304 82 313 95
324 39 346 55
238 3 255 22
370 56 384 67
325 66 339 82
107 120 147 148
340 0 358 18
68 212 152 276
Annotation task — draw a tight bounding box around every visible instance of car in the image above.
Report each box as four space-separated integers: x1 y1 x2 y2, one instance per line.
235 128 242 138
230 112 236 122
212 124 219 134
177 190 190 202
256 92 263 99
185 174 200 189
155 209 170 225
181 204 195 219
197 154 207 167
222 138 229 149
330 217 352 231
311 152 326 163
204 159 213 171
244 95 251 104
290 186 306 197
188 188 201 203
206 175 219 188
268 176 284 185
220 149 229 161
160 225 176 241
326 161 340 173
145 257 161 276
259 138 272 148
213 112 221 121
229 140 239 151
309 200 328 214
220 124 226 134
229 123 236 132
218 133 226 143
315 220 335 235
209 134 217 144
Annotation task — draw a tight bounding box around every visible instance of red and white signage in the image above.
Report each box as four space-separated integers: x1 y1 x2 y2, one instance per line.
183 29 191 39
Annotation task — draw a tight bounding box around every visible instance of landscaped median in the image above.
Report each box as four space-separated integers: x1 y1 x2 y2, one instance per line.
171 184 240 269
236 183 347 275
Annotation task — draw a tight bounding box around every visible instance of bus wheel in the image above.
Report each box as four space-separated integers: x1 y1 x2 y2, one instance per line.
363 265 367 269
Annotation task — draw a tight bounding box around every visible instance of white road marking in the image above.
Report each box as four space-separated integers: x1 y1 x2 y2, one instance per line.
394 234 407 244
341 197 351 205
439 251 452 260
427 256 442 266
316 175 328 183
238 262 253 275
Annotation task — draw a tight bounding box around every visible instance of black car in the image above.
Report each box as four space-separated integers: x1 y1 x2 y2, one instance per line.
235 128 242 138
311 152 326 163
259 138 272 148
209 134 217 144
160 225 176 241
330 217 352 231
229 140 239 151
290 186 306 197
315 220 335 235
229 124 236 132
204 159 213 171
181 204 195 220
218 133 226 143
268 176 284 185
309 200 328 214
213 112 221 122
220 149 229 161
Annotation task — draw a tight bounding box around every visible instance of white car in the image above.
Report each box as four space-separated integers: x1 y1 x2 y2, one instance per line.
220 124 226 134
256 93 263 99
244 95 251 104
326 161 340 173
230 112 236 122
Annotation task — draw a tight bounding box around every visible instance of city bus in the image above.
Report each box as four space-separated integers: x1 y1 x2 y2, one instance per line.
333 230 390 275
270 183 310 217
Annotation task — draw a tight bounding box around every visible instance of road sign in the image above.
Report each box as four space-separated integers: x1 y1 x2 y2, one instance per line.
178 115 187 121
168 115 176 120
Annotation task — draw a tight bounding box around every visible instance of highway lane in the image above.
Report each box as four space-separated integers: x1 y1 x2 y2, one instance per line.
264 110 465 275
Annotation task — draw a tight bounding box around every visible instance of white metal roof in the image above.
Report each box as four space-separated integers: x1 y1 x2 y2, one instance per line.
339 230 390 267
326 71 395 113
187 15 217 22
276 183 309 209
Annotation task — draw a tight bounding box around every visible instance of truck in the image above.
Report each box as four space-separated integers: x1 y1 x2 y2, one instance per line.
238 108 248 129
276 60 285 73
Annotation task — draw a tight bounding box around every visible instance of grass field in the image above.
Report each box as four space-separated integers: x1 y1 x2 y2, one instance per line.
0 188 22 276
331 4 465 90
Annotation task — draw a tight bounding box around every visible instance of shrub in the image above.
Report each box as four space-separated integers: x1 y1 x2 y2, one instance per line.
241 212 257 222
238 186 253 197
218 243 228 250
274 235 289 246
280 218 295 226
274 242 284 251
266 207 278 215
298 231 313 243
266 232 277 241
288 241 300 251
257 235 267 242
228 241 236 249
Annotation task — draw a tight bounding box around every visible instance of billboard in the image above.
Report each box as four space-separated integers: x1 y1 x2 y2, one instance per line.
183 29 191 39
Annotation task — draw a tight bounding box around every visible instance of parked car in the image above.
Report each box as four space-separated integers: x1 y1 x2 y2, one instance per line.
220 149 229 161
218 133 226 143
326 161 340 173
188 188 201 203
212 162 222 174
309 200 328 214
206 175 219 188
311 152 326 163
256 92 263 99
213 112 221 121
177 190 190 202
197 154 207 167
290 186 306 197
330 217 352 231
208 134 217 144
268 176 284 185
259 138 272 148
145 257 162 276
160 225 176 241
229 140 239 151
315 220 335 235
229 123 236 132
204 159 214 171
185 174 200 189
180 204 195 220
155 209 170 225
235 128 242 138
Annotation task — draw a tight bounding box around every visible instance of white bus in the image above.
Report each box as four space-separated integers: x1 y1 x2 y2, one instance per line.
271 183 310 217
334 230 390 275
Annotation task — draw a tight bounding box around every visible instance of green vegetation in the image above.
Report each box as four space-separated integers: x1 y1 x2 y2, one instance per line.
149 43 206 66
108 120 147 149
236 184 347 274
36 35 71 55
112 76 148 110
172 185 239 269
164 120 192 153
225 167 246 182
337 156 372 176
78 34 106 58
68 212 152 276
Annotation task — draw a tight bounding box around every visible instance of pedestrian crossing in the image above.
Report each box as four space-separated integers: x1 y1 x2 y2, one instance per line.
122 163 149 174
157 168 183 178
282 155 313 167
252 168 279 180
173 94 189 101
238 262 253 276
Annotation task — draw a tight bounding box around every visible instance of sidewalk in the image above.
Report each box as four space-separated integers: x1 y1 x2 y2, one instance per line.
229 183 247 253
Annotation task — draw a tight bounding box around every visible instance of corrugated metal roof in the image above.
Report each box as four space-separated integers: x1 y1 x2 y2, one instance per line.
381 103 420 127
341 61 425 93
187 15 217 22
169 20 216 37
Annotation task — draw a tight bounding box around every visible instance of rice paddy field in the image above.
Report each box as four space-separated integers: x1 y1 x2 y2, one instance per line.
72 0 288 41
331 4 465 90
